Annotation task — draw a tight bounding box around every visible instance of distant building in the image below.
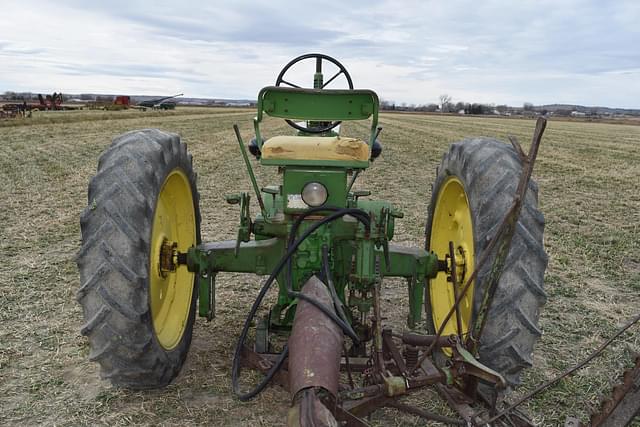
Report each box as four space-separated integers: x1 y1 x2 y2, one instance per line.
570 111 586 117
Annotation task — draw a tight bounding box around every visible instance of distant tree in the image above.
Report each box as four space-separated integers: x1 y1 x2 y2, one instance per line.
380 99 396 110
422 103 438 112
439 94 452 113
467 103 489 115
496 104 508 114
523 102 534 111
3 91 17 100
454 101 465 112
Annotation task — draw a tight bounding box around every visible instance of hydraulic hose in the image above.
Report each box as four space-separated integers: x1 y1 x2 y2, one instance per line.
231 207 370 400
321 245 351 326
285 207 368 342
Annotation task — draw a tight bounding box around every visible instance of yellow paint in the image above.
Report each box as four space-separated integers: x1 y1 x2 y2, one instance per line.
429 177 475 349
149 169 196 350
261 136 369 161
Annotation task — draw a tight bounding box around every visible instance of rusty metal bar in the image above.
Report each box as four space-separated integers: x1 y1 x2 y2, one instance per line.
435 383 478 424
333 405 371 427
470 118 547 352
233 124 266 216
386 401 466 425
483 310 640 424
259 352 372 372
342 394 391 418
382 329 408 375
340 384 384 401
400 332 452 348
590 354 640 426
240 346 290 391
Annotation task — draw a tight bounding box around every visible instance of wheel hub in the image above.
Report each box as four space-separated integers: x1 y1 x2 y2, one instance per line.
443 245 468 286
159 239 178 277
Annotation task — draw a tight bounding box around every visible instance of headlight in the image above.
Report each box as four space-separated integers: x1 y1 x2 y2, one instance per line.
301 182 328 207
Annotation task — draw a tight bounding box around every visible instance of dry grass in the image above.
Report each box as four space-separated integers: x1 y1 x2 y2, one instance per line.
1 108 639 426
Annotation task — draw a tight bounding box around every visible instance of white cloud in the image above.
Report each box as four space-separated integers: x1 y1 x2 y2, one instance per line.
0 1 638 107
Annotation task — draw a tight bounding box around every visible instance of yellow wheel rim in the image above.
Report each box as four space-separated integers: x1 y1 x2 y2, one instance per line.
150 169 196 350
429 177 475 345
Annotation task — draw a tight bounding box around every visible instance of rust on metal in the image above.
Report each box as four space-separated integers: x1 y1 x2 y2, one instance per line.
435 383 478 424
333 405 371 427
386 401 465 425
288 276 343 398
159 239 177 276
400 332 453 348
590 354 640 427
342 394 391 418
484 310 640 424
240 346 290 391
288 388 339 427
381 329 407 375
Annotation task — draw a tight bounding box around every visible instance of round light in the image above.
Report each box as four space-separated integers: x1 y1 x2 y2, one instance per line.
301 182 328 207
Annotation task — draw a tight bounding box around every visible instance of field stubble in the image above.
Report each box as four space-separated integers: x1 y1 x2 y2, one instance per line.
1 108 639 426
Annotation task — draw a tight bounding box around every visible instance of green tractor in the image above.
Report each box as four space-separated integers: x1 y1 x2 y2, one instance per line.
77 53 547 425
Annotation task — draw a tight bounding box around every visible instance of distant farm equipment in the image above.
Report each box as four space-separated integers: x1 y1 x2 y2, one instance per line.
1 103 28 119
114 95 131 108
35 92 81 110
1 91 81 119
137 93 183 110
87 95 143 111
38 92 63 110
85 94 182 111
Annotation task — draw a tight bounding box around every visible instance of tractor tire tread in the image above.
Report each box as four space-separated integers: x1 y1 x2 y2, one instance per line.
77 129 200 389
426 137 547 389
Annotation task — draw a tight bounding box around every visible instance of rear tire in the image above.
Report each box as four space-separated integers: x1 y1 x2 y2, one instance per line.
425 138 547 388
76 129 201 389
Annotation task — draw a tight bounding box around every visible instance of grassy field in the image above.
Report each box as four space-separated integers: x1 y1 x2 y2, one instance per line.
1 108 639 426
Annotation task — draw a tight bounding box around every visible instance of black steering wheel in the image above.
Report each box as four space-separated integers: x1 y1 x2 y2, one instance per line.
275 53 354 134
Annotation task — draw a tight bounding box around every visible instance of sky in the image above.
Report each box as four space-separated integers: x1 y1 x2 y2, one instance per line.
1 1 639 108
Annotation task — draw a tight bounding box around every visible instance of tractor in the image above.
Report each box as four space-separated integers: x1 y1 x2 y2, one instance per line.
77 53 549 425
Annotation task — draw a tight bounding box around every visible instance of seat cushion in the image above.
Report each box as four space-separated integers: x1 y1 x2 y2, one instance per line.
261 136 369 162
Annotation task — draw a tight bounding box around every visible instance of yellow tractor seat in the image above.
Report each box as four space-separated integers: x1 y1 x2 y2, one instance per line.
261 136 369 162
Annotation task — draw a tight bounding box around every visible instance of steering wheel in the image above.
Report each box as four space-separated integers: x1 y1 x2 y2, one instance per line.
275 53 354 134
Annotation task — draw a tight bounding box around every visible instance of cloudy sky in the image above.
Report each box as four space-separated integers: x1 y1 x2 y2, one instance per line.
1 1 638 108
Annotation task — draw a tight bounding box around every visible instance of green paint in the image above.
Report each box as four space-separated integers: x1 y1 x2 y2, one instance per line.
254 86 380 150
187 73 440 336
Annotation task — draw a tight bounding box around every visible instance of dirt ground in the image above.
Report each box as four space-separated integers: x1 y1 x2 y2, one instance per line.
1 108 639 426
